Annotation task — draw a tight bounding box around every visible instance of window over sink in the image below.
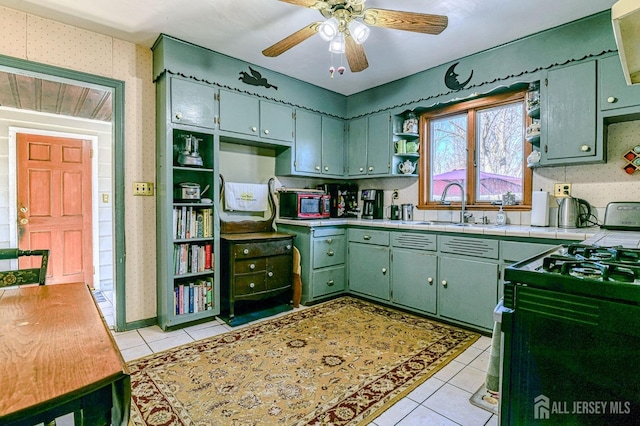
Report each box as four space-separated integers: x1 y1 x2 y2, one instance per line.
418 89 532 210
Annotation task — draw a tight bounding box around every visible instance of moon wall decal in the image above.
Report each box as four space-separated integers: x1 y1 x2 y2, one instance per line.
444 62 473 91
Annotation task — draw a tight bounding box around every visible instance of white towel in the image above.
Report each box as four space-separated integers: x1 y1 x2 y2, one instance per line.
224 182 269 212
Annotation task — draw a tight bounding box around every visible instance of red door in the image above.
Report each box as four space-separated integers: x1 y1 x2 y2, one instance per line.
17 133 93 286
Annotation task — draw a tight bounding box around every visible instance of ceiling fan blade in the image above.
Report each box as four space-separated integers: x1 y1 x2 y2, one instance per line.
362 8 448 35
345 36 368 72
278 0 326 9
262 22 321 57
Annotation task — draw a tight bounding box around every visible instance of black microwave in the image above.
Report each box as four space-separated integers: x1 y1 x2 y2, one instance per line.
278 191 330 219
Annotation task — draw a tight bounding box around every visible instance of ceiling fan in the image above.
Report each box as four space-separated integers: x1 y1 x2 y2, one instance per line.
262 0 448 73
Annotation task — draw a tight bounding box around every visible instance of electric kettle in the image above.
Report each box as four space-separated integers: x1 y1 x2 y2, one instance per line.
557 197 591 228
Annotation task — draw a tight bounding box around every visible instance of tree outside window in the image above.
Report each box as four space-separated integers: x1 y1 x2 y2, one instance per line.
418 90 532 210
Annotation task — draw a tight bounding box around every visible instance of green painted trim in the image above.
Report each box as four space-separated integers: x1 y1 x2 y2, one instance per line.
118 317 157 332
0 54 128 332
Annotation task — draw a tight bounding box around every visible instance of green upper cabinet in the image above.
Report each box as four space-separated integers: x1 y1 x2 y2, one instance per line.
321 116 345 176
599 55 640 114
293 110 344 176
540 60 600 165
293 109 322 174
346 117 368 176
346 112 391 176
170 77 217 129
218 89 293 143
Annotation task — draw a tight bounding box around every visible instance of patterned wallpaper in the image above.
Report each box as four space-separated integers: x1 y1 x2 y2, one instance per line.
0 6 157 325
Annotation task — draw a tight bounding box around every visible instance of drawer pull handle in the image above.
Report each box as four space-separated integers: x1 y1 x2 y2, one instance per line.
428 277 433 284
326 238 333 244
250 263 255 270
363 235 371 240
243 248 249 255
441 280 447 288
268 271 273 277
175 112 182 120
382 267 387 275
327 279 334 286
327 250 335 256
249 282 255 288
286 244 292 250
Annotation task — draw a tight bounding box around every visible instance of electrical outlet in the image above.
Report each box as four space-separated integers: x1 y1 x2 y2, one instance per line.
392 189 399 200
133 182 154 196
554 183 572 198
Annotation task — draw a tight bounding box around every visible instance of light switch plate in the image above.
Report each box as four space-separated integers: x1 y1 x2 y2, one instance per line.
133 182 154 196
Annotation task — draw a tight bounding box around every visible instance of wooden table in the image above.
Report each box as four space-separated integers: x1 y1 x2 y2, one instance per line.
0 283 130 425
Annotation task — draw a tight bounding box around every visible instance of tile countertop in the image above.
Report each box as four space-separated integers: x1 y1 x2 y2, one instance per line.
275 218 604 241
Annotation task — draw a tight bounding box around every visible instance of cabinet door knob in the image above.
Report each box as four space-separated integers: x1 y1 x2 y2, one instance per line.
363 235 371 240
324 166 329 171
359 167 364 172
368 166 374 172
326 238 333 244
263 129 270 135
20 218 29 225
175 112 182 120
251 126 257 132
427 277 433 284
249 282 255 288
315 165 321 171
381 267 387 274
249 263 255 270
286 244 292 250
327 250 334 256
607 96 617 104
580 144 591 152
441 280 447 287
20 206 29 213
327 279 334 286
268 271 273 277
243 248 249 255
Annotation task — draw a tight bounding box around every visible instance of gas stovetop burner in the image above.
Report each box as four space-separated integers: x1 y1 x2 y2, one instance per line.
566 244 640 264
541 256 639 283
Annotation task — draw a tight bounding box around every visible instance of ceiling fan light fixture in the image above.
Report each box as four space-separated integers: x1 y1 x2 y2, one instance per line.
348 20 370 44
328 32 346 54
318 17 339 41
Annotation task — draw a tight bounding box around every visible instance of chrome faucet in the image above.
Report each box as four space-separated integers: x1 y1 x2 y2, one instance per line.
440 182 468 224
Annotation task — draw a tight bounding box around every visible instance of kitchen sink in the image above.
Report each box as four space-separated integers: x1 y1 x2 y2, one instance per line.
410 221 500 227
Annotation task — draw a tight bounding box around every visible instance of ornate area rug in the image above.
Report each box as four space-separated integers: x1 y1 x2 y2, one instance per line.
128 297 479 425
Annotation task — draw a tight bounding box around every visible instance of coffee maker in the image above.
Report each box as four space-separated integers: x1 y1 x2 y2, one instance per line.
321 183 359 218
361 189 383 219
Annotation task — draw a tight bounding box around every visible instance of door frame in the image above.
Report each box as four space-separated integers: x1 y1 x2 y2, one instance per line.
0 53 126 331
8 127 101 287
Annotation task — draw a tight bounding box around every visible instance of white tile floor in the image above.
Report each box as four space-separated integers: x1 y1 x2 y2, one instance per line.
112 305 499 426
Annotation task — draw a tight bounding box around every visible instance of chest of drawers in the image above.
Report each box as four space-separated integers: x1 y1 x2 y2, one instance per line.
220 232 294 323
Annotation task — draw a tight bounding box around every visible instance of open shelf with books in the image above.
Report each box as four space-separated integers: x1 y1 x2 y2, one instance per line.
156 74 221 329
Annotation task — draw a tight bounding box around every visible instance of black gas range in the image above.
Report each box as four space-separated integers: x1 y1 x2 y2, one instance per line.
504 243 640 306
501 240 640 425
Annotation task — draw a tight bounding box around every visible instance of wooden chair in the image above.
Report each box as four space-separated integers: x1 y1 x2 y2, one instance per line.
0 248 49 288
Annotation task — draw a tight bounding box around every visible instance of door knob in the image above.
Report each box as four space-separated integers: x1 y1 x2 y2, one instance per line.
19 218 28 225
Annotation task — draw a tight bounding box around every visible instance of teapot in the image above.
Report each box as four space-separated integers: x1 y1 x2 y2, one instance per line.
398 159 416 174
406 141 419 153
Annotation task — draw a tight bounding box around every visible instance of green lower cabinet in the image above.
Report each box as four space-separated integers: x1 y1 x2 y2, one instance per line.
390 248 437 314
348 242 390 301
312 265 345 298
438 256 498 330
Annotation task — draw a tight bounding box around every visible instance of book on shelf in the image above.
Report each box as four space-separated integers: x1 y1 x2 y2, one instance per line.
173 277 215 315
173 206 214 239
173 242 214 275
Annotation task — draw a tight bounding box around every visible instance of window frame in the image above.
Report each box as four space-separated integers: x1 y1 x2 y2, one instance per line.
417 89 533 211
